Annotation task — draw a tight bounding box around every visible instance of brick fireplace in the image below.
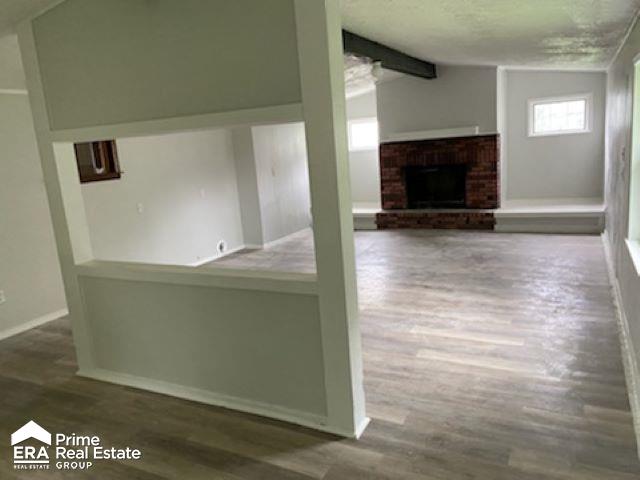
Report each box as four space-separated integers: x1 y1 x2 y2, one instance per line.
376 134 500 230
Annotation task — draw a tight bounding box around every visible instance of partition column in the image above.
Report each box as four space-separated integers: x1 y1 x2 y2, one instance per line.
294 0 368 437
18 21 96 369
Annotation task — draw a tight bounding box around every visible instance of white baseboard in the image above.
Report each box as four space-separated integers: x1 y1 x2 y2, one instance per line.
243 229 311 251
262 228 311 249
77 367 363 438
0 308 68 341
354 416 371 439
188 245 246 267
602 233 640 458
189 230 310 266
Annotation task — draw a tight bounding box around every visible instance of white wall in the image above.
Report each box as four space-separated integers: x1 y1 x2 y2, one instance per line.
605 16 640 421
504 70 606 201
251 123 312 244
376 65 498 139
0 34 26 90
346 90 381 208
0 35 66 338
232 127 264 247
82 129 244 265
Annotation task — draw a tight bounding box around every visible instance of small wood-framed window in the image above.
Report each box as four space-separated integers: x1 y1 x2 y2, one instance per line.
74 140 121 183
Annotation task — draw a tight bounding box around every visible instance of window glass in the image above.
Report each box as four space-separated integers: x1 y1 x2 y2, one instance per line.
348 119 379 151
529 96 590 136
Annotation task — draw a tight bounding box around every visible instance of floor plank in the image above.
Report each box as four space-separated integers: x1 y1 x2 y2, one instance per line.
1 230 638 478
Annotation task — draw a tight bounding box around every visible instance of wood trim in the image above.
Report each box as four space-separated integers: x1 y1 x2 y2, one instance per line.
78 172 121 184
75 140 121 183
342 30 436 80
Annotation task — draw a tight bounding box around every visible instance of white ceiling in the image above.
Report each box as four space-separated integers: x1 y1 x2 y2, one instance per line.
341 0 640 69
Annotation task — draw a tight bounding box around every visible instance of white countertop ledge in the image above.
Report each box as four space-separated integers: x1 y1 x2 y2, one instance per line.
381 126 495 143
75 260 318 295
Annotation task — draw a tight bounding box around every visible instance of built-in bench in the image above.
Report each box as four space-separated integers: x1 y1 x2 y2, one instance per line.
353 198 605 234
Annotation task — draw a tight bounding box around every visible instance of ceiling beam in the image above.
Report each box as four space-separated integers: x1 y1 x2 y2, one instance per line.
342 30 437 80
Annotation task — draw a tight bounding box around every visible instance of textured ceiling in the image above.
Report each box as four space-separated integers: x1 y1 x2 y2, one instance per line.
341 0 640 69
2 0 639 69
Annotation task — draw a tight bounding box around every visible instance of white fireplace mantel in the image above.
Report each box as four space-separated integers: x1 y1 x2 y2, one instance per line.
381 126 485 143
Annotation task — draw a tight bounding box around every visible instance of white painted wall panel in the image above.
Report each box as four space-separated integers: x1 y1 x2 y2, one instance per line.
80 276 327 416
251 123 312 244
32 0 302 130
0 35 26 90
505 70 606 200
0 93 66 334
376 66 498 139
81 129 244 265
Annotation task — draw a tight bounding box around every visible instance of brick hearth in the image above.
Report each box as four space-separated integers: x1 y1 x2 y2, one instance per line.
376 211 495 230
377 134 500 229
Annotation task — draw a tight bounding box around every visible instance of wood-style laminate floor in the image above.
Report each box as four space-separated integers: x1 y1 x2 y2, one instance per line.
2 230 639 479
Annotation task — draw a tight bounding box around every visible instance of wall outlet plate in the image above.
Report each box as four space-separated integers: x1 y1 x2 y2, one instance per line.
0 290 6 305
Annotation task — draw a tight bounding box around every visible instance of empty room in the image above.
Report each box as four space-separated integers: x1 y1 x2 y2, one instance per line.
2 0 640 478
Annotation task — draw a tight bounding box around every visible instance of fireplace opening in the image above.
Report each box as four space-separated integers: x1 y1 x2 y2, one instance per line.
405 164 467 209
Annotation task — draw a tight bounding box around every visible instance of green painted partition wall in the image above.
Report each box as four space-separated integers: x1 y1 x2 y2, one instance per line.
33 0 302 130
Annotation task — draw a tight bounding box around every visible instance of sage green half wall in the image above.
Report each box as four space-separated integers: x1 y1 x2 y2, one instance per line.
32 0 302 130
80 276 327 416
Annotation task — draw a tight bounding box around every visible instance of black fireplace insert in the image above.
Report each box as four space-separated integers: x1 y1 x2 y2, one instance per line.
405 164 467 209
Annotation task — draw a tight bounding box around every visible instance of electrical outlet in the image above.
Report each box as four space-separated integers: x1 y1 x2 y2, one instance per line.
0 290 6 305
136 203 144 214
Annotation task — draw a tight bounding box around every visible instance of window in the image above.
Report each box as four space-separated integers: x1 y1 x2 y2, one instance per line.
627 62 640 274
348 118 379 151
528 94 591 137
74 140 121 183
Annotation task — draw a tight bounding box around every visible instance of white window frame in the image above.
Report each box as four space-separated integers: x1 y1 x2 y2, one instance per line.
347 117 379 152
527 93 593 138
